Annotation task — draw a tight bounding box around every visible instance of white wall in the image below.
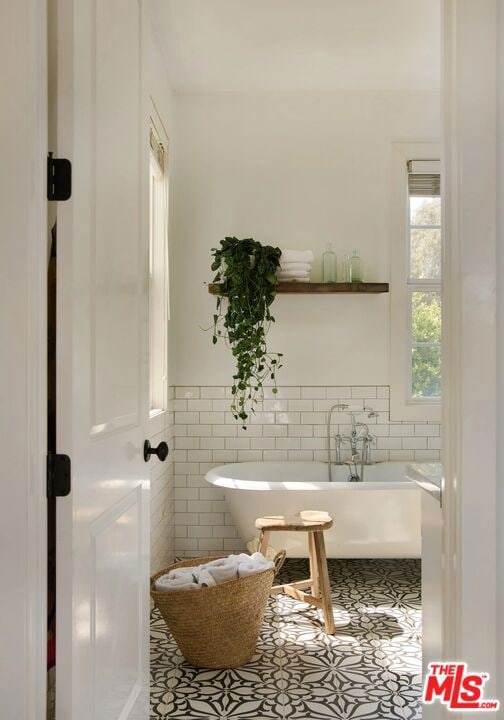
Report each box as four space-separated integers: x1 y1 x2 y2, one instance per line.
171 90 440 387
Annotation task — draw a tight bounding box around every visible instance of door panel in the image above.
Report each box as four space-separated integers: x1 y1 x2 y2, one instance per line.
93 0 142 435
56 1 149 718
92 488 143 720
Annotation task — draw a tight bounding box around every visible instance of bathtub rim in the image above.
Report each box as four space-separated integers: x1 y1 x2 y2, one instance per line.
205 460 419 492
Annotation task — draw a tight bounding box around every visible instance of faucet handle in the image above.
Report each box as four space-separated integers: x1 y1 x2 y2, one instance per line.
364 406 380 419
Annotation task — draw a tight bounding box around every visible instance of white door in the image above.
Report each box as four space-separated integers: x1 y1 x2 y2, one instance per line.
55 1 152 718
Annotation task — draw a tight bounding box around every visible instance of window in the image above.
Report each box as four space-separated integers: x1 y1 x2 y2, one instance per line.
390 144 441 422
149 119 169 416
407 160 441 401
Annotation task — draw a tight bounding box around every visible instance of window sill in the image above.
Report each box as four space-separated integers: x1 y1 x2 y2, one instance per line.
390 395 441 423
148 408 169 438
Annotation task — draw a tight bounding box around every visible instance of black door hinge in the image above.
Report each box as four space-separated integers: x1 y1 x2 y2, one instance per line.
47 152 72 201
47 453 72 498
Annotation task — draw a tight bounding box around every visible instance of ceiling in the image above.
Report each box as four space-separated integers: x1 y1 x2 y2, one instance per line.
149 0 441 92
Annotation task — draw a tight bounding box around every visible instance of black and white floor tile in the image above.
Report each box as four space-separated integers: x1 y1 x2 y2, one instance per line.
151 559 422 719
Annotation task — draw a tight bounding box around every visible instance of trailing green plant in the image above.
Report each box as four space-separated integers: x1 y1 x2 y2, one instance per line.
210 237 283 427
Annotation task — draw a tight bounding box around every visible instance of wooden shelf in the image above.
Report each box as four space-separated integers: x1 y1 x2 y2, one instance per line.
208 282 389 295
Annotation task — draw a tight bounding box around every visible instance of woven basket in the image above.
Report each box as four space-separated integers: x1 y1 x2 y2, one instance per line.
151 556 275 668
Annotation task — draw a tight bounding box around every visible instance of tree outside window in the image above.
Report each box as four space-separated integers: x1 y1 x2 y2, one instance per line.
408 193 441 400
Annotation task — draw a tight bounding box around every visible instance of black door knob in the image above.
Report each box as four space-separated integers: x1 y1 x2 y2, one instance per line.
143 440 169 462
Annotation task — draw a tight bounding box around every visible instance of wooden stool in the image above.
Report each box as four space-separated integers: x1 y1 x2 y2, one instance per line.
255 511 335 634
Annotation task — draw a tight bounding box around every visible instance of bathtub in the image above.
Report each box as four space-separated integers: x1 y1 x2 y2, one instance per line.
205 461 421 558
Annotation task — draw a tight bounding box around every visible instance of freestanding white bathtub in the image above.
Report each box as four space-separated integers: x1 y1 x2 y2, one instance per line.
205 461 421 558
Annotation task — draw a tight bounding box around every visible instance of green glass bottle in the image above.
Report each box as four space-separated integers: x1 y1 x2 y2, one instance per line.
350 250 363 283
322 243 337 283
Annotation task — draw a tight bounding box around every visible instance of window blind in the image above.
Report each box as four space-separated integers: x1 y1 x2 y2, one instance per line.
407 159 440 197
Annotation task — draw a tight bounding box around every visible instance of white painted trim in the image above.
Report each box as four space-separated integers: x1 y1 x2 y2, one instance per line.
29 2 50 713
145 72 171 435
497 0 504 700
442 0 498 706
389 142 441 422
27 1 49 713
0 0 48 717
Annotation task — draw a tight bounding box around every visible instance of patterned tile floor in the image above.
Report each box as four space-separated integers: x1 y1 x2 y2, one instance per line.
151 559 422 720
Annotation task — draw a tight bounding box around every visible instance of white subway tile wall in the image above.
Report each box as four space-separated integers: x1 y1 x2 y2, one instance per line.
171 386 441 557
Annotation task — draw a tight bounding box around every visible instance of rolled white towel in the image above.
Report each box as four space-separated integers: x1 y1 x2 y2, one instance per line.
167 566 199 581
248 551 274 566
279 262 312 272
204 556 239 584
281 250 314 264
237 551 274 578
278 276 310 283
198 568 217 588
204 556 237 567
250 551 269 563
207 565 238 584
246 538 278 561
155 574 199 592
277 269 310 279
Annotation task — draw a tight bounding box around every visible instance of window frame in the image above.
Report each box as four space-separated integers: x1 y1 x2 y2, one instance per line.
407 188 442 403
148 109 170 421
390 143 441 422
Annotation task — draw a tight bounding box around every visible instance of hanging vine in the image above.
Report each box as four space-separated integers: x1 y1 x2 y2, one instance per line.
210 237 283 427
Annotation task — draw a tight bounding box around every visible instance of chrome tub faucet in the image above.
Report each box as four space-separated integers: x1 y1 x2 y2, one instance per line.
327 405 379 482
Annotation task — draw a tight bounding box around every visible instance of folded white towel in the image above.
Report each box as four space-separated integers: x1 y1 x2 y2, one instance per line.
237 551 275 578
155 553 273 592
198 568 217 588
205 556 239 584
167 567 199 581
281 250 314 264
205 556 238 567
250 551 269 563
279 262 312 272
277 276 310 283
246 538 278 561
155 574 199 592
277 269 310 279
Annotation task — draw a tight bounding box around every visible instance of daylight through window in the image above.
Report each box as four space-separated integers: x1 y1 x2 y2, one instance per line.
149 121 169 415
407 160 441 401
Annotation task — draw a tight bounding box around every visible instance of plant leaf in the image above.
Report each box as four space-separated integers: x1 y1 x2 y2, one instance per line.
207 237 283 427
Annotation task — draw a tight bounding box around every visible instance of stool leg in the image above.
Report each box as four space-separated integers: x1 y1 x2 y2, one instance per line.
308 532 320 599
313 531 335 634
258 529 271 556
